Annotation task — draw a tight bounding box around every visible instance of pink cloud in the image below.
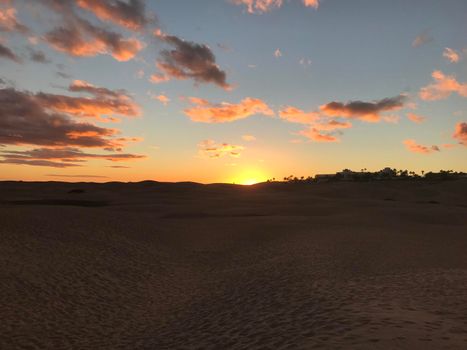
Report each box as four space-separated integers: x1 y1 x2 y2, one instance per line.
298 127 339 142
403 139 440 154
443 48 460 63
453 122 467 146
184 97 274 123
407 113 426 124
419 71 467 101
279 106 320 124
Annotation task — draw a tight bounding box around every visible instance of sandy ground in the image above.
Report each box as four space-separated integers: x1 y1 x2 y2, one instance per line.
1 179 467 349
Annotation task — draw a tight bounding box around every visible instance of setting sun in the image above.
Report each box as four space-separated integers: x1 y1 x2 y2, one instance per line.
231 168 268 185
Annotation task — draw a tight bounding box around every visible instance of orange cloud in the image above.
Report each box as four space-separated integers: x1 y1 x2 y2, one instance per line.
42 1 144 61
198 140 245 158
184 97 274 123
76 0 151 31
303 0 319 8
403 139 440 154
0 87 127 149
313 120 352 131
34 80 140 120
419 71 467 101
298 127 339 142
453 122 467 146
279 106 320 124
320 95 407 122
152 94 170 106
407 113 426 124
0 6 29 33
443 48 460 63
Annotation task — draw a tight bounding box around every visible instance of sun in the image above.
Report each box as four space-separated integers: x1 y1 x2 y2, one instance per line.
241 178 260 186
231 168 267 185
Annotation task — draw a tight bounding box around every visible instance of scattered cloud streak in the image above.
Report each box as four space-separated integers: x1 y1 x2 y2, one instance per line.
198 140 244 158
0 147 144 167
230 0 319 14
185 97 273 123
403 139 440 154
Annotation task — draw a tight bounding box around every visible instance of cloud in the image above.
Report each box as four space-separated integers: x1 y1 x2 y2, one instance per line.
0 147 145 167
299 58 312 67
242 134 256 141
320 95 407 122
76 0 152 31
407 113 426 124
198 140 244 158
153 31 230 89
32 80 141 120
303 0 319 8
28 48 50 63
403 139 440 154
230 0 319 13
0 87 135 149
152 94 170 105
185 97 273 123
42 0 144 61
443 48 460 63
313 120 352 131
274 48 282 57
453 122 467 146
298 127 339 142
419 71 467 101
0 6 29 34
0 42 20 62
231 0 283 14
46 174 110 178
412 30 433 48
279 106 320 124
280 105 352 142
0 158 81 168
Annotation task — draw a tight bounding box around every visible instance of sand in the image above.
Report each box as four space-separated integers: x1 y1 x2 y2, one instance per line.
1 179 467 349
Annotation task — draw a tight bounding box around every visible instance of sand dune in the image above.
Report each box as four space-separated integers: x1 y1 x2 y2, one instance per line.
1 180 467 349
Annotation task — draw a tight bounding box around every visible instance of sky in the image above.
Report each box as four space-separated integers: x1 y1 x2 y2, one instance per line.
0 0 466 184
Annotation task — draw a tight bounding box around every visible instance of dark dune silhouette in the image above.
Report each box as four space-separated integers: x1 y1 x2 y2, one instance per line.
1 179 467 349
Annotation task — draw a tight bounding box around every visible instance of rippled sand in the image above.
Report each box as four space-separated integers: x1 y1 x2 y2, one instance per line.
1 180 467 349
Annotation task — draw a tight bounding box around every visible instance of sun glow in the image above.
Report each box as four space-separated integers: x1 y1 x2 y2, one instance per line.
231 168 268 185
